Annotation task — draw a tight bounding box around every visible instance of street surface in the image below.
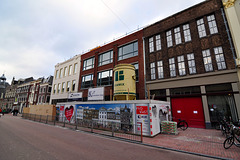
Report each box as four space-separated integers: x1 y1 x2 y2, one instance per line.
0 114 214 160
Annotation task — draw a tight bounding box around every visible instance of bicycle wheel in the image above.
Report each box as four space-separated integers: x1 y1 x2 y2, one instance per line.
223 136 234 149
179 121 188 131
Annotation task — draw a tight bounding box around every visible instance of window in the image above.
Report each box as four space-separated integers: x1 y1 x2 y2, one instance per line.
118 41 138 60
156 35 161 50
115 70 124 81
157 61 164 79
187 53 196 74
62 82 65 93
150 62 156 80
214 46 226 70
97 70 113 86
202 49 213 72
69 65 72 75
38 96 41 104
177 55 186 76
83 57 95 70
133 63 139 81
42 96 45 103
59 68 63 78
64 67 67 77
53 84 56 94
207 14 218 34
67 81 70 92
166 30 173 47
149 37 154 53
183 24 191 42
169 58 176 77
72 80 76 91
98 50 113 66
197 18 206 38
57 83 61 93
174 27 182 45
73 63 77 74
81 74 93 88
55 70 59 79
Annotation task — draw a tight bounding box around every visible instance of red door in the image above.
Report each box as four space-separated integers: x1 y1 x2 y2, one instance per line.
171 97 205 128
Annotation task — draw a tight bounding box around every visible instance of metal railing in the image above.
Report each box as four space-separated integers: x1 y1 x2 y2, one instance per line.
22 113 143 143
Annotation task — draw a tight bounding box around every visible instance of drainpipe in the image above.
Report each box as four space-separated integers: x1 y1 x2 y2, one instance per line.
142 37 148 99
221 7 237 67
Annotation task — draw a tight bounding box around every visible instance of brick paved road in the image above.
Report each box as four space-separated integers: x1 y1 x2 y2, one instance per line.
0 114 214 160
143 127 240 159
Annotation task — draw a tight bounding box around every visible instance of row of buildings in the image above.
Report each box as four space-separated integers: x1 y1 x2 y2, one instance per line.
1 0 240 129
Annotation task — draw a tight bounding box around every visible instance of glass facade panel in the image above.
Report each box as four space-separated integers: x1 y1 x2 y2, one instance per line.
98 50 113 66
97 70 112 86
118 41 138 60
81 74 94 88
83 57 95 70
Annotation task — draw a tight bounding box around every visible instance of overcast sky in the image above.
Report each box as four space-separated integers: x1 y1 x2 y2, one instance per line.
0 0 205 83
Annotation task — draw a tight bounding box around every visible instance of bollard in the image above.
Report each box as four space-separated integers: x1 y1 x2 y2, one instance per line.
91 120 93 133
63 117 65 127
54 115 56 126
46 115 48 124
112 122 114 137
75 120 78 130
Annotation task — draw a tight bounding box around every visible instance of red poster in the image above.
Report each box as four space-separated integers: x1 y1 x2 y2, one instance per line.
60 106 64 111
136 106 148 115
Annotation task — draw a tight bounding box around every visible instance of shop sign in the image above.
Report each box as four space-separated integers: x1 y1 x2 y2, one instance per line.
68 92 82 99
88 87 104 101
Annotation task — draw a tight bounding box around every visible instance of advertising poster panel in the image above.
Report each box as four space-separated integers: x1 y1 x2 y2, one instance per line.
136 104 150 136
150 103 171 136
75 103 134 131
64 104 75 123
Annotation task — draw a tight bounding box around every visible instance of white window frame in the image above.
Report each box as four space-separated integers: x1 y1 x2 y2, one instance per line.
202 49 213 72
183 24 191 42
149 37 154 53
187 53 197 74
177 55 186 76
207 14 218 34
156 34 161 51
174 27 182 45
214 46 226 70
169 58 176 77
150 62 156 80
166 30 173 47
157 60 164 79
197 18 206 38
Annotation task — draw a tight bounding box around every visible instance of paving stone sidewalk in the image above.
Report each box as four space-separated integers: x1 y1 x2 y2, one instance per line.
143 128 240 160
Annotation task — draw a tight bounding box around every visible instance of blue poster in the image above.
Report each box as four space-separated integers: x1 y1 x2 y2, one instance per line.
75 103 134 126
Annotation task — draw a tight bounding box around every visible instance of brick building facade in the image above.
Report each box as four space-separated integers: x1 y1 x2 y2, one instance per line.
79 30 145 101
143 0 240 128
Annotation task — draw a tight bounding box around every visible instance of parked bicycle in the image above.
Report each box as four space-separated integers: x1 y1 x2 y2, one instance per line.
219 117 231 137
223 124 240 149
177 119 188 131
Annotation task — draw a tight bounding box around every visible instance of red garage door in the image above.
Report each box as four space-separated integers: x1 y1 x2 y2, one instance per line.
171 97 205 128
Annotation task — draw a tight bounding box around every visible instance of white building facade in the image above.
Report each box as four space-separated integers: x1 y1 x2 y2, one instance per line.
50 55 81 104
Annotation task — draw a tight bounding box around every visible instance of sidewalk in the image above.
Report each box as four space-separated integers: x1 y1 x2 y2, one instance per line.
143 128 240 160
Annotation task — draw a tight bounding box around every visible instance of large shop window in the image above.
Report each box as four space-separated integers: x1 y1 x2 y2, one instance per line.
118 41 138 60
97 70 112 86
206 83 238 127
150 89 166 101
81 74 94 88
